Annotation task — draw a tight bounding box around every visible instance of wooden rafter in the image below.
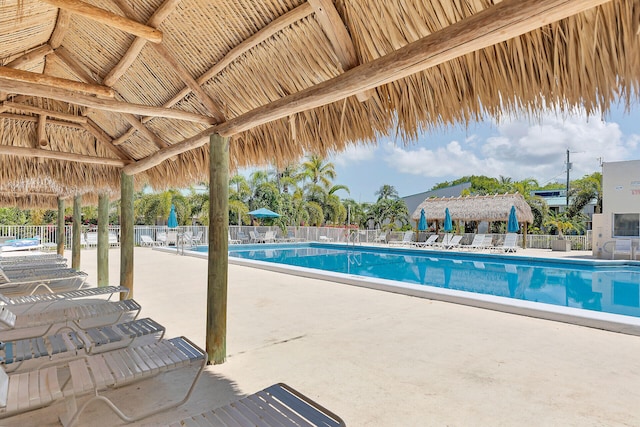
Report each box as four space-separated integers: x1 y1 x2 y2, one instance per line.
0 112 85 130
122 0 611 175
83 119 132 160
122 113 168 149
0 78 215 124
0 67 114 98
52 46 176 153
104 0 182 87
40 0 163 43
0 144 130 166
151 43 225 122
3 101 87 123
308 0 371 101
51 47 100 85
49 9 71 49
6 45 54 70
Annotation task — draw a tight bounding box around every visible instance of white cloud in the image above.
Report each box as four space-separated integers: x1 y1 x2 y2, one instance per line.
383 111 634 185
331 143 377 166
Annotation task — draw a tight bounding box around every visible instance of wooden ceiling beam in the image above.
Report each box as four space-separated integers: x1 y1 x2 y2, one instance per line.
122 0 610 175
51 47 100 85
0 77 215 124
40 0 163 43
49 9 71 49
0 144 130 166
308 0 371 101
83 119 133 160
104 0 182 87
0 112 85 130
3 101 87 123
0 67 114 98
121 113 168 149
6 45 54 70
150 43 225 122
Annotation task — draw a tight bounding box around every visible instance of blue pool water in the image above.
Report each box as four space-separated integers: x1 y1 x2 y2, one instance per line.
199 243 640 320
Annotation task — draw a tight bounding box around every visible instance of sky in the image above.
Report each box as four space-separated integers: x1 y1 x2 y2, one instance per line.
329 103 640 203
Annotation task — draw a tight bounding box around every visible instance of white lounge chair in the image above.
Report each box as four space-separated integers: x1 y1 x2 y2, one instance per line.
441 234 463 250
228 231 241 244
0 298 141 341
236 231 250 243
156 232 168 246
139 235 158 247
389 231 414 246
171 383 346 427
373 232 387 244
1 317 165 373
612 239 633 259
0 237 42 252
190 231 204 246
263 230 276 243
462 234 485 250
0 336 206 426
0 285 129 306
249 231 260 243
0 267 89 297
493 233 520 253
414 234 439 248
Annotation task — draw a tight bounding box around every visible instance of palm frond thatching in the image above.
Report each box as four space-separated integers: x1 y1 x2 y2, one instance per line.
411 193 534 224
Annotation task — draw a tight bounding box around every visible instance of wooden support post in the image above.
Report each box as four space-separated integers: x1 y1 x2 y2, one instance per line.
120 172 134 300
98 193 109 287
207 133 229 365
57 197 65 256
72 195 81 270
523 223 528 249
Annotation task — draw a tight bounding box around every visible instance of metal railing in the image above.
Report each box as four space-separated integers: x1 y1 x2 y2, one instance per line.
0 225 593 250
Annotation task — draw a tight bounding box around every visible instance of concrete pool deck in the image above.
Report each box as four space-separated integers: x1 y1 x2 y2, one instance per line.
5 247 640 426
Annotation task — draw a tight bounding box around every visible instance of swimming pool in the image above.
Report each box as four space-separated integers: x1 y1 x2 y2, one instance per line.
189 243 640 335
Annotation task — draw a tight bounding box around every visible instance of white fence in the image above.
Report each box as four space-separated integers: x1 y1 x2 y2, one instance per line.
0 225 592 250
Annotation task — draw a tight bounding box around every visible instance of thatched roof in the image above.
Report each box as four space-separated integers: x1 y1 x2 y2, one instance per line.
1 0 639 205
411 193 534 224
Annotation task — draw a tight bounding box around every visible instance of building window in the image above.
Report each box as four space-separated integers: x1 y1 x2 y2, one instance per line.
613 213 640 237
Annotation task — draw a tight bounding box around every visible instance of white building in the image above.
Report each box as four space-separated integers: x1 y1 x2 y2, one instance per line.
592 160 640 259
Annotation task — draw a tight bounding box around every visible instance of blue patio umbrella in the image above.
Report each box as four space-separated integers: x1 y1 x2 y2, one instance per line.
248 207 280 218
418 208 427 231
507 205 520 233
167 204 178 228
443 208 453 232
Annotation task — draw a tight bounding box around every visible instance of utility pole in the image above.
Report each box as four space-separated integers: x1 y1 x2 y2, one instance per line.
565 149 571 210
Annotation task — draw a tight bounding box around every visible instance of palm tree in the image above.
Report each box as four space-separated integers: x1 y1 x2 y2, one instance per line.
567 172 602 218
301 154 337 189
229 174 251 202
374 184 399 201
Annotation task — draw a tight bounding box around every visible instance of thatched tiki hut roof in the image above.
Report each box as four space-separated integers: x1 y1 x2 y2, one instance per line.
0 0 639 203
411 193 534 225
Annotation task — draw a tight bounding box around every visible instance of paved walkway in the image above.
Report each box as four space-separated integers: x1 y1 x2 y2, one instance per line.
6 246 640 426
